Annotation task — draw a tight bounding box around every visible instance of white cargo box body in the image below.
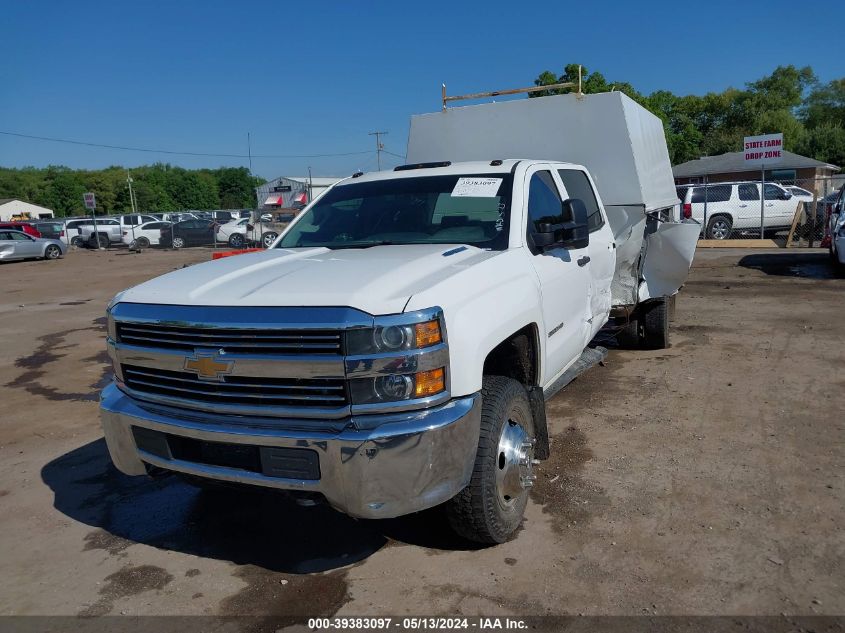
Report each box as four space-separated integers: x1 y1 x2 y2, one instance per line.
407 91 698 308
407 91 679 212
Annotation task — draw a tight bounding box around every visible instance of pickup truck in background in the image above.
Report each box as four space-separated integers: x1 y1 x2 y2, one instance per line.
100 90 698 543
79 219 124 247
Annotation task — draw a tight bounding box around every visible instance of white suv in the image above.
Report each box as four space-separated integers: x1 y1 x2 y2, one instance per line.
676 181 797 239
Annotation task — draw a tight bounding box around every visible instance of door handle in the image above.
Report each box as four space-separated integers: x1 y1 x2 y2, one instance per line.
577 256 590 267
739 204 748 208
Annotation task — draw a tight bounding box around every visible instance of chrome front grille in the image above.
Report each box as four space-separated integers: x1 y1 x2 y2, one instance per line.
122 365 348 408
116 322 342 355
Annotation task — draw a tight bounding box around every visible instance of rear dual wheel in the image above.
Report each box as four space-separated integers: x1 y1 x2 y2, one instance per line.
447 376 536 544
616 296 671 350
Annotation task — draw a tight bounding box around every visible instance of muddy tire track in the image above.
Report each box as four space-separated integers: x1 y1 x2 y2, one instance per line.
5 319 110 402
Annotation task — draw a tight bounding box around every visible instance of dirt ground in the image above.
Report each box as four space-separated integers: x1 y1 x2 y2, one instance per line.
0 247 842 625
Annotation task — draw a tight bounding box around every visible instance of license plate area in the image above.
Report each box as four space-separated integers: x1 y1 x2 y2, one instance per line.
131 426 321 480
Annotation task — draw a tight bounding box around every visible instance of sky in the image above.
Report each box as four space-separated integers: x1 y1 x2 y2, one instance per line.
0 0 838 181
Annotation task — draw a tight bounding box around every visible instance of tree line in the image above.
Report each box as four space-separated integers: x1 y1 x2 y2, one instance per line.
532 64 845 168
0 164 263 217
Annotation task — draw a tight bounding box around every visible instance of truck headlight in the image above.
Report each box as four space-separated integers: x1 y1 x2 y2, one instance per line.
346 308 448 408
349 367 446 405
346 318 442 354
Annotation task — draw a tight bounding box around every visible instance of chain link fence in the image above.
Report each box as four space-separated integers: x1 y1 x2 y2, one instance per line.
676 177 840 246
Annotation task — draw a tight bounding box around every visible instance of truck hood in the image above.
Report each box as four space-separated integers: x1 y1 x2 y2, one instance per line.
117 244 502 315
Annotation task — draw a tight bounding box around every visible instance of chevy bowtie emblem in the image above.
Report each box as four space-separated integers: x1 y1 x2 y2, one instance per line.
184 351 233 382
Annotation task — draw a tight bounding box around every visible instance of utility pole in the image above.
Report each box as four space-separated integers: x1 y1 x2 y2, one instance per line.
369 131 388 170
127 174 138 247
247 132 253 173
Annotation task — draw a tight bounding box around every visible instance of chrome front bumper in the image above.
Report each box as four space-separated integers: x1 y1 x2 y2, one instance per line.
100 383 481 519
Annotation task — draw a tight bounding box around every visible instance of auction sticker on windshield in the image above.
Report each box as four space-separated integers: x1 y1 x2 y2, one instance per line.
451 177 503 197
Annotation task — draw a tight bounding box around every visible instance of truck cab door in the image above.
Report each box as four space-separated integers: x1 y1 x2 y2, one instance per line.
524 169 591 382
556 168 616 337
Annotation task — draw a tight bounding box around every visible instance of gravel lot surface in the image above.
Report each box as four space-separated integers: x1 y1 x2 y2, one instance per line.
0 247 842 626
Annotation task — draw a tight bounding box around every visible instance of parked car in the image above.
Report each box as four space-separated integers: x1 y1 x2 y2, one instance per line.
215 218 279 248
79 219 124 247
155 212 199 223
260 213 273 222
59 218 94 246
122 220 172 248
34 221 63 240
115 214 159 228
786 186 814 200
0 221 42 238
211 210 238 223
826 185 845 268
159 219 218 248
675 181 796 239
0 229 65 262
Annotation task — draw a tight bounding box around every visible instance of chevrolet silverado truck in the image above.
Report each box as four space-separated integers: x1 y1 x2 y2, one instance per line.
100 90 698 543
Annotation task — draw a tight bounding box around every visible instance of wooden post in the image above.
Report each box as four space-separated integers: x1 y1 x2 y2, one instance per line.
808 190 818 248
784 201 804 248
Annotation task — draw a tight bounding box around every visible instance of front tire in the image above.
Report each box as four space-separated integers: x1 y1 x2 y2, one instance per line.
228 233 246 249
171 236 185 249
446 376 536 544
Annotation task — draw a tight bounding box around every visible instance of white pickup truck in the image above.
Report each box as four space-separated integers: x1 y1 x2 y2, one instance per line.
100 91 698 543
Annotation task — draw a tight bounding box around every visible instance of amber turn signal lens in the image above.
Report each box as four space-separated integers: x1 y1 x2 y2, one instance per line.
414 320 442 348
414 367 445 397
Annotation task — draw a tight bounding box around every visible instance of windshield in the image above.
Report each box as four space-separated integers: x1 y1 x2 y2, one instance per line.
277 173 513 250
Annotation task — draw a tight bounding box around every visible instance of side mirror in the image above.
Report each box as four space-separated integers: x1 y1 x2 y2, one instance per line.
531 199 590 251
781 191 792 200
560 199 590 248
247 223 254 231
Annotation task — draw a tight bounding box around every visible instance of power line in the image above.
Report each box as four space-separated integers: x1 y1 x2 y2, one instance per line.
381 148 406 160
0 130 374 159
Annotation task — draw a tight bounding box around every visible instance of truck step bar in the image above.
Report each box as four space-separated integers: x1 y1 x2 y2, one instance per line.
543 345 608 402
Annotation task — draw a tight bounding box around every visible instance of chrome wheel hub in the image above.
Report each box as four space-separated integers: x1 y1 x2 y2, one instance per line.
495 419 537 504
712 221 729 239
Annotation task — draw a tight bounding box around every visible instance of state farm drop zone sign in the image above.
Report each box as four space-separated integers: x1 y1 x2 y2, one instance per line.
743 133 783 165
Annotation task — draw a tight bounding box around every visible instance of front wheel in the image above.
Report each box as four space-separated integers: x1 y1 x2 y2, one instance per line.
228 233 246 249
171 236 185 249
446 376 536 544
44 244 62 260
